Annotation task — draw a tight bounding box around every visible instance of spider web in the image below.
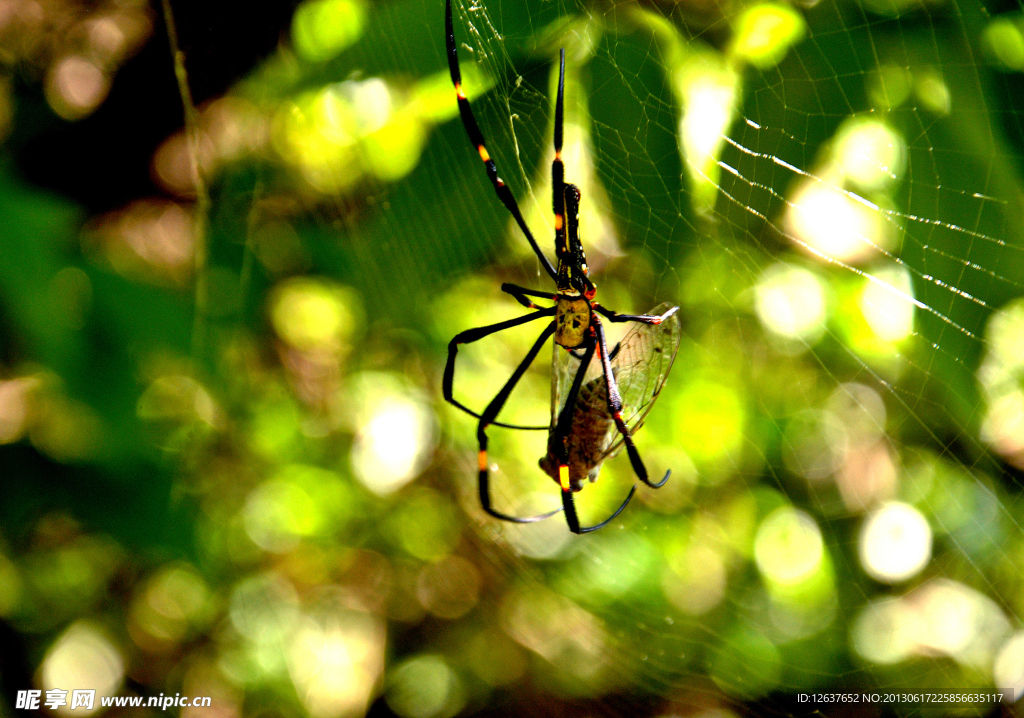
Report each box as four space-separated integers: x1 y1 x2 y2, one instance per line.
7 0 1024 716
429 0 1024 712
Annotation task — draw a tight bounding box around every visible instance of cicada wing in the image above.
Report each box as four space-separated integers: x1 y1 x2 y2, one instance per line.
550 339 602 430
598 303 681 458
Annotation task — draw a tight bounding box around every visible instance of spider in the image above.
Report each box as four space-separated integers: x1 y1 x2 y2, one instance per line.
442 0 680 533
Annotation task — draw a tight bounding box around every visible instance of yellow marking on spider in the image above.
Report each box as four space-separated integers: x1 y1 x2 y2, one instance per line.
478 450 488 471
554 297 590 348
478 145 490 162
558 465 571 491
554 214 563 231
455 83 466 99
555 150 562 160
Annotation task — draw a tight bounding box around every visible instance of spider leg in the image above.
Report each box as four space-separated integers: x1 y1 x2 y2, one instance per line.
444 306 554 430
562 484 637 534
501 283 558 309
554 71 598 298
477 321 562 523
594 304 679 325
594 317 671 489
445 0 557 281
552 49 566 254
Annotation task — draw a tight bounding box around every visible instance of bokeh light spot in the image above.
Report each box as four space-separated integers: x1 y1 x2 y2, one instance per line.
501 502 573 558
137 375 218 426
351 389 436 495
41 622 124 714
754 263 827 343
130 564 210 651
869 65 913 109
984 16 1024 71
786 181 889 264
994 631 1024 701
87 200 195 283
662 543 727 616
363 110 428 181
30 393 105 463
46 56 109 120
850 597 914 664
754 506 823 586
860 266 915 343
859 502 931 583
270 277 361 352
287 609 385 718
729 3 806 69
386 655 464 718
244 479 317 553
852 579 1010 668
979 297 1024 468
834 119 905 192
346 371 436 491
677 61 739 213
0 376 37 444
292 0 366 63
916 69 951 114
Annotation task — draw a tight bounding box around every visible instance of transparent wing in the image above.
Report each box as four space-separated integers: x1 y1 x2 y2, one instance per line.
599 303 681 458
550 331 601 430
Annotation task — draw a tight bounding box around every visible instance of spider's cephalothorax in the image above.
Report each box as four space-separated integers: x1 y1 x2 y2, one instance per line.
555 184 593 296
442 0 680 534
553 184 594 349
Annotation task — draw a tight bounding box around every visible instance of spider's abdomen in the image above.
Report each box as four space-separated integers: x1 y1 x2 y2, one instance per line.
554 298 591 348
539 377 613 491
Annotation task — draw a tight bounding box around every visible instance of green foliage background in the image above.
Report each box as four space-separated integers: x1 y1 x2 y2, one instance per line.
2 0 1024 716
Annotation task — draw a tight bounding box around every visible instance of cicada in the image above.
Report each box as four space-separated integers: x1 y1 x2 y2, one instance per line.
539 303 681 531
